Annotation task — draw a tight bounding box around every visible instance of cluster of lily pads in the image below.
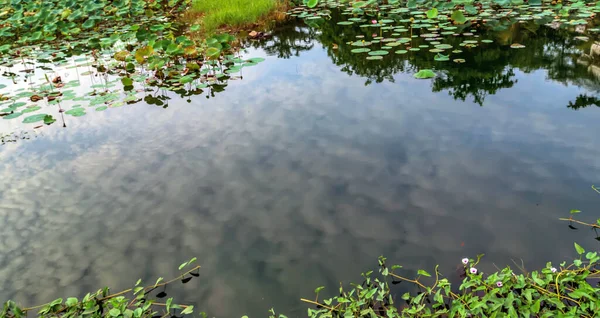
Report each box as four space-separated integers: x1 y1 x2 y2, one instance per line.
290 0 600 78
0 0 265 129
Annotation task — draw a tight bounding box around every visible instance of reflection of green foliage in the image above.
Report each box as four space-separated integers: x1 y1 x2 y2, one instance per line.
249 22 316 59
568 94 600 110
1 261 202 318
277 8 600 107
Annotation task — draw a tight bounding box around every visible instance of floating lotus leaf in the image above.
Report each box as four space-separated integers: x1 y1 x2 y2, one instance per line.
351 48 371 53
247 57 266 63
413 69 436 79
510 43 526 48
351 41 372 46
2 112 22 119
22 114 49 124
368 50 389 56
65 108 86 117
434 53 450 61
22 106 41 113
96 106 108 111
435 44 453 49
453 58 466 63
395 50 408 55
366 56 383 60
226 66 242 74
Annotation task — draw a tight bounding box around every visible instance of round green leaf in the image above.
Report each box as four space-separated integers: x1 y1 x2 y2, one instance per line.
351 48 371 53
413 69 436 79
3 112 22 119
368 50 389 56
22 106 41 113
22 114 49 124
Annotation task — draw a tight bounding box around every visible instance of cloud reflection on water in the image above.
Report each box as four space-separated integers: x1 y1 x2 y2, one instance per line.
0 46 600 317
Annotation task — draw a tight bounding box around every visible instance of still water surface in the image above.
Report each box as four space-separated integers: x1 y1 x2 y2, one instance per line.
1 21 600 317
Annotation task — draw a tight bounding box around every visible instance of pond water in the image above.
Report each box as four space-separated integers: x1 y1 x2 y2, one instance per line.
2 16 600 318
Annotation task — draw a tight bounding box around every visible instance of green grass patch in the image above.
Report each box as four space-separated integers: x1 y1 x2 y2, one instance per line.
192 0 279 33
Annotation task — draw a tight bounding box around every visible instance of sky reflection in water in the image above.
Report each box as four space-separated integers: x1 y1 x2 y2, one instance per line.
1 22 600 317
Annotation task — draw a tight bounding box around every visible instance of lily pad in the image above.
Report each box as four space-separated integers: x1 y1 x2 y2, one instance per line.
22 106 41 113
22 114 49 124
434 44 453 49
434 53 450 61
65 108 86 117
246 57 266 63
2 112 22 119
413 69 436 79
351 48 371 53
368 50 389 56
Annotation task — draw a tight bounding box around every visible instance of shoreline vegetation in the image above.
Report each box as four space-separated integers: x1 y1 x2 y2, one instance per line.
2 209 599 317
185 0 290 35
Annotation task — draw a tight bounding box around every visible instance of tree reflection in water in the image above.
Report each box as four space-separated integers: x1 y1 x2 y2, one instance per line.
259 13 600 109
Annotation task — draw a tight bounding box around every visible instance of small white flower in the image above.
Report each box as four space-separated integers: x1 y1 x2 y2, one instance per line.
551 267 557 273
462 258 469 265
469 267 477 274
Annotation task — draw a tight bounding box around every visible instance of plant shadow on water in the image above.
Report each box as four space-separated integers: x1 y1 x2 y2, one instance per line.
2 1 600 318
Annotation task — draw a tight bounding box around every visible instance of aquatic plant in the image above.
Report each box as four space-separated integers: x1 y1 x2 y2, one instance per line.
291 246 600 317
289 0 600 65
2 203 600 317
289 187 600 317
0 0 266 130
1 258 201 318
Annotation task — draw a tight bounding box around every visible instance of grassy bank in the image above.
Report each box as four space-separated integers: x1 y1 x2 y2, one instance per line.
191 0 286 33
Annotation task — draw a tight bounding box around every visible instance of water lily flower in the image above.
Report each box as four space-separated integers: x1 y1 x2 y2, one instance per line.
371 19 377 24
462 258 469 265
469 267 477 274
496 281 503 288
551 267 557 273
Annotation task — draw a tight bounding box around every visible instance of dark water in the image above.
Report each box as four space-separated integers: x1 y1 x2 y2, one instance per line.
1 18 600 317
